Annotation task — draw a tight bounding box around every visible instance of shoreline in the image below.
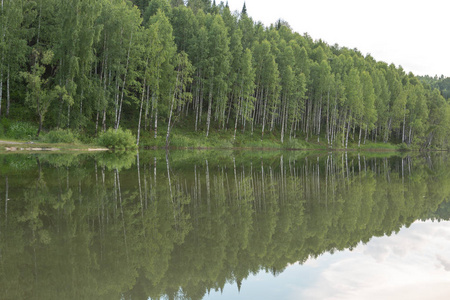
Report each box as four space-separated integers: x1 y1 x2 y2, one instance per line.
1 139 447 153
0 140 109 152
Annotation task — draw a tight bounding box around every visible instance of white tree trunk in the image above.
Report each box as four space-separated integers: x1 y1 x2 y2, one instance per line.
0 69 3 117
206 84 213 137
166 73 180 148
136 83 145 146
116 32 133 131
6 65 9 116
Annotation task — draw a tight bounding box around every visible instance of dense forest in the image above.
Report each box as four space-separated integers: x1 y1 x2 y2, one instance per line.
419 75 450 100
1 152 449 299
0 0 449 149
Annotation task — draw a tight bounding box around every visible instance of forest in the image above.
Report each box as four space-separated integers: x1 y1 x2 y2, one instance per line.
0 0 449 149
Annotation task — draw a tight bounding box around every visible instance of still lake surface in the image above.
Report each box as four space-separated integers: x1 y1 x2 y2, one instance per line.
0 150 449 299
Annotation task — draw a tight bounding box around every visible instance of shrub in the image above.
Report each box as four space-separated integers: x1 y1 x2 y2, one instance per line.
97 128 137 150
4 121 37 140
398 142 410 152
0 121 5 137
40 129 79 144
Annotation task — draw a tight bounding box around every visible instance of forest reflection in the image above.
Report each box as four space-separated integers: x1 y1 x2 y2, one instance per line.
0 151 449 300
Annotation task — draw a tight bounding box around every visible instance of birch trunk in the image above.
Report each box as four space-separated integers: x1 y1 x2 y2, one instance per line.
326 89 330 145
137 81 146 146
0 69 2 117
206 75 213 137
6 65 9 116
116 32 133 131
402 107 406 143
206 89 212 137
281 100 286 143
358 125 362 148
137 57 149 146
261 89 268 140
194 75 200 131
144 85 150 130
233 94 242 141
154 108 158 138
165 90 175 148
345 118 351 149
166 72 180 148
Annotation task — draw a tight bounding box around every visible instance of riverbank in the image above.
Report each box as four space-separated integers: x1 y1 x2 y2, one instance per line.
0 135 409 153
1 126 442 153
0 139 108 152
138 126 407 152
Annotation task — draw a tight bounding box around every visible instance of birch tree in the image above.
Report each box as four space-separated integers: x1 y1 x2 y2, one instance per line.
205 14 230 137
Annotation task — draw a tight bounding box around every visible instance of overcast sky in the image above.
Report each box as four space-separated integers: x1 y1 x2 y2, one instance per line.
226 0 449 77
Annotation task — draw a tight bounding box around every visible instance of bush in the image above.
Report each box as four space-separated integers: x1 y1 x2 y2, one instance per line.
40 129 79 144
3 121 37 140
0 120 5 137
398 142 410 152
97 128 137 150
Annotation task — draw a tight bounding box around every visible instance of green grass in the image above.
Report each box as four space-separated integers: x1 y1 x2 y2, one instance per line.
0 117 424 153
355 141 401 150
139 123 412 152
140 124 328 150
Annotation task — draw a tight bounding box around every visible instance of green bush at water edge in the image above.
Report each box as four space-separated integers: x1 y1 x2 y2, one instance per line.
97 128 137 150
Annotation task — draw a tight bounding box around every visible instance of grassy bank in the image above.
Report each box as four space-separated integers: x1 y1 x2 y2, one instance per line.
138 123 410 152
0 119 441 152
0 139 108 152
139 127 324 150
0 121 122 152
0 127 409 153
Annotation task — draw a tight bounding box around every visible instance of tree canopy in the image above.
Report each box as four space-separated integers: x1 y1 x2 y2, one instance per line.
0 0 449 149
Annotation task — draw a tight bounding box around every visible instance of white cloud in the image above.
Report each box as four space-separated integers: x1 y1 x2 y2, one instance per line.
299 221 450 300
436 255 450 272
206 221 450 300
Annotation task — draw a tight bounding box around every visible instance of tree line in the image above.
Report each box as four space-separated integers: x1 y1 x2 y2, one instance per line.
419 75 450 100
1 0 449 148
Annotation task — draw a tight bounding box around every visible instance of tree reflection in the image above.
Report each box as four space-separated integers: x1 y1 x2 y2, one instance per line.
0 152 449 299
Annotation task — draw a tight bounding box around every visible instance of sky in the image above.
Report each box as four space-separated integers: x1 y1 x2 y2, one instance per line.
206 220 450 299
225 0 450 77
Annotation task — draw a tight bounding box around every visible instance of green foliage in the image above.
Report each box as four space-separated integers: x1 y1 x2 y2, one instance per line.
399 142 410 152
0 121 37 140
95 151 137 170
40 129 79 144
38 153 86 167
359 141 400 151
1 0 449 150
419 75 450 100
97 128 137 150
141 123 326 150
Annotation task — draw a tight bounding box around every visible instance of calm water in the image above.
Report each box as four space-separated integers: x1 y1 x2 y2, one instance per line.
0 151 449 300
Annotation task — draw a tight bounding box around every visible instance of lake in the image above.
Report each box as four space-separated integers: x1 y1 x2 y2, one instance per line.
0 150 449 299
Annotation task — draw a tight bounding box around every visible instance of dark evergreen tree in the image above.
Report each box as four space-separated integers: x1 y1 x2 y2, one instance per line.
241 2 247 15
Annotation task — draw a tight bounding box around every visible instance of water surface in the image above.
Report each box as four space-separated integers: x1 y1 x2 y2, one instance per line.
0 151 449 299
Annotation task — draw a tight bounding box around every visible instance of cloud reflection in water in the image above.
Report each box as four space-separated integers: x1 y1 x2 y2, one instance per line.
207 220 450 300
